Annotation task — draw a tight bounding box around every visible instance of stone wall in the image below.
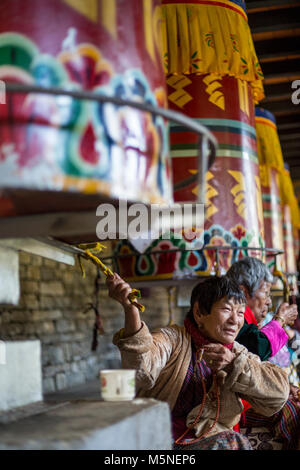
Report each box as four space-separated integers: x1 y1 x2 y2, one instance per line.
0 251 185 395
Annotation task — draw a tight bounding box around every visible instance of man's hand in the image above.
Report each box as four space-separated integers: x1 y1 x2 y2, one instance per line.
106 273 134 310
106 273 142 337
275 303 298 327
202 343 235 371
289 384 300 405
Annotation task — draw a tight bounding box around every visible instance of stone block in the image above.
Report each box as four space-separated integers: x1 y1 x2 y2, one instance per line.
56 373 67 391
43 377 56 394
21 295 39 310
26 266 41 281
40 268 56 282
36 322 55 336
21 281 39 294
66 372 85 388
19 252 31 265
56 319 76 333
62 343 72 362
40 282 64 297
47 346 65 365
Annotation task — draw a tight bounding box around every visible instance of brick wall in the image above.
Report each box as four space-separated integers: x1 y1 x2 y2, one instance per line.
0 251 185 394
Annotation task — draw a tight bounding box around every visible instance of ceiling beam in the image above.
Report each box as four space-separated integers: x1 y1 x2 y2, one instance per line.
252 26 300 41
263 72 300 84
247 1 300 14
281 150 300 157
259 52 300 63
279 133 300 141
262 93 291 103
277 122 300 131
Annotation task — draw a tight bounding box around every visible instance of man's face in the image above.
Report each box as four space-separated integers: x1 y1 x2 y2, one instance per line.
194 297 246 344
246 281 272 326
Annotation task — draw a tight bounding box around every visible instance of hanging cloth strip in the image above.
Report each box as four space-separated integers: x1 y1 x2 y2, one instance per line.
77 243 145 313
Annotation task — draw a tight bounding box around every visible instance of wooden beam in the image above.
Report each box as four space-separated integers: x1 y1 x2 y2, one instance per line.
248 1 300 14
279 133 300 141
281 150 300 157
260 52 300 63
252 26 300 41
263 72 300 84
273 109 300 116
277 122 300 130
281 141 300 149
262 93 291 103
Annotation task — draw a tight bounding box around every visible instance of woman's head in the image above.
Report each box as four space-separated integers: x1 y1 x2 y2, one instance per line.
188 276 246 344
226 257 273 325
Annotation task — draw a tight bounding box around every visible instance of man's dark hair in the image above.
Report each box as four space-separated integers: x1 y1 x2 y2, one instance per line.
187 275 246 319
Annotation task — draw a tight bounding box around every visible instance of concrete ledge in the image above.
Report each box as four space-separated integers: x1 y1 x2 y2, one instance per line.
0 398 172 450
0 340 42 412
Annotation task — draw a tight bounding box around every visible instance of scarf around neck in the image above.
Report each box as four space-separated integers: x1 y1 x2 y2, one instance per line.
184 315 233 351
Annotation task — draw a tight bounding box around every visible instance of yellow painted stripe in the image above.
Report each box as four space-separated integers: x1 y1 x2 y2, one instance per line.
63 0 98 22
101 0 117 40
143 0 156 63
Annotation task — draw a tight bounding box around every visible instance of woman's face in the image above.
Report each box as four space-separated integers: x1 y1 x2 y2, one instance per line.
245 281 272 326
194 297 246 344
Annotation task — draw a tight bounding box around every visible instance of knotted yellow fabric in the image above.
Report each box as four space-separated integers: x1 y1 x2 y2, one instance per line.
77 243 145 313
160 0 264 103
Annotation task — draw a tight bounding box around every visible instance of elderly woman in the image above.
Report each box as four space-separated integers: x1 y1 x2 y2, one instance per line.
227 257 298 362
108 273 289 450
227 257 300 449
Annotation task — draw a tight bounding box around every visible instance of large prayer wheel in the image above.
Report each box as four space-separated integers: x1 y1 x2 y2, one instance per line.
114 0 265 281
280 166 300 276
169 74 265 275
255 108 286 273
0 0 172 218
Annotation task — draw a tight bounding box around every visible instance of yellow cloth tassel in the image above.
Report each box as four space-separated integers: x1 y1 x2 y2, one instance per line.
160 1 264 103
77 243 145 313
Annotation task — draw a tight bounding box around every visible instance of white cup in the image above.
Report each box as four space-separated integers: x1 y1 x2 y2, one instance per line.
100 369 136 401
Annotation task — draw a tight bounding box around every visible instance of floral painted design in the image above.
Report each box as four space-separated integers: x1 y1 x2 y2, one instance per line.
114 223 265 280
230 34 240 53
231 224 246 240
240 57 249 75
0 33 171 204
163 52 169 72
59 44 112 90
190 51 202 72
205 32 215 49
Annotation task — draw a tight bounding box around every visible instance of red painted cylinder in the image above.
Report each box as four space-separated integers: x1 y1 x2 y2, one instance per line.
0 0 172 218
114 0 266 281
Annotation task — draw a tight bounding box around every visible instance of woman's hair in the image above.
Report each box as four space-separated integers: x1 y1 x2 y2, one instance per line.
187 275 246 318
226 257 273 297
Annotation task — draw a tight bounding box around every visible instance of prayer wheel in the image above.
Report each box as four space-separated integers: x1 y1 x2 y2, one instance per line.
280 166 300 275
114 0 265 281
0 0 172 219
255 108 286 274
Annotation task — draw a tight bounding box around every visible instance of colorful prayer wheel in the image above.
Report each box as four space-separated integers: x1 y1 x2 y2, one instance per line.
280 166 300 276
114 0 265 281
255 108 286 273
0 0 172 218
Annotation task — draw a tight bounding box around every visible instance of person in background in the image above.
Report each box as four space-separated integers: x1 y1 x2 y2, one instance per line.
227 257 300 449
108 273 289 450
